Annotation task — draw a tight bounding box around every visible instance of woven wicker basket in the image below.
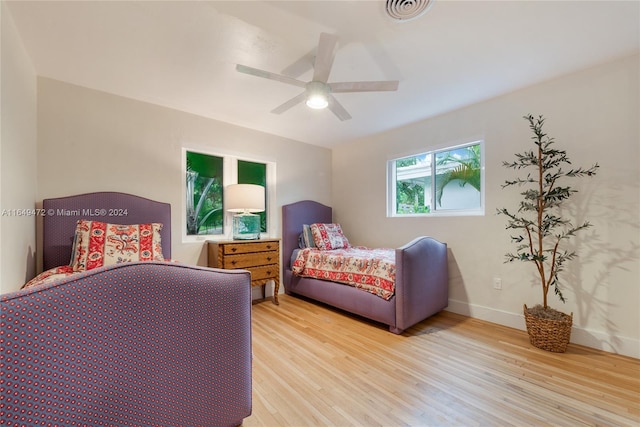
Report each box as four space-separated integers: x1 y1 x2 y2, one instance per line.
523 304 573 353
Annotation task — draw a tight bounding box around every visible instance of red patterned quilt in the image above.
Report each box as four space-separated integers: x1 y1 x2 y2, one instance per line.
22 266 76 289
292 247 396 300
22 260 180 290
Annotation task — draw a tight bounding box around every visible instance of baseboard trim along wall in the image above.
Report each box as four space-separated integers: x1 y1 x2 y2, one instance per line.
446 299 639 359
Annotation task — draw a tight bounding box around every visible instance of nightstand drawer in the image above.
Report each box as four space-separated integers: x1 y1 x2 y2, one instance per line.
223 251 278 269
207 238 281 305
223 241 279 255
247 264 279 282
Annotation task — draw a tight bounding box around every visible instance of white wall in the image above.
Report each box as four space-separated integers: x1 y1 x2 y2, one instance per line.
0 1 37 292
332 54 640 358
32 77 331 289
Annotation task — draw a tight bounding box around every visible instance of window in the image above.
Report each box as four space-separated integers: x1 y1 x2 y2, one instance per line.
388 141 484 216
184 149 275 241
186 151 224 236
238 160 267 232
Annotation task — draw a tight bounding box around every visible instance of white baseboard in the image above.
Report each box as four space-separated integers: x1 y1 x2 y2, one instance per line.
446 299 639 359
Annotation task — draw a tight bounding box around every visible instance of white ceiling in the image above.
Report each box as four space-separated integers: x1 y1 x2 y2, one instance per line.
6 1 640 148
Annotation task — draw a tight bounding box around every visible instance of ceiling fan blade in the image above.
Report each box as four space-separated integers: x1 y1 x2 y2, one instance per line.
312 33 339 83
270 92 307 115
280 50 315 77
329 80 399 93
327 95 352 121
236 64 306 88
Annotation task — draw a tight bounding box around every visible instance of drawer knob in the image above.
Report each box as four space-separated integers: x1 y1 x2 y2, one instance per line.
231 247 238 252
266 244 272 249
230 260 237 266
266 257 272 262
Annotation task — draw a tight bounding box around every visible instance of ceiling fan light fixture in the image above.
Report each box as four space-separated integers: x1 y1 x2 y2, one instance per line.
236 32 398 120
305 81 329 110
306 94 329 109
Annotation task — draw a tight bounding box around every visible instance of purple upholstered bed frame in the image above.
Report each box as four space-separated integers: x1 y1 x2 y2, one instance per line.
42 191 172 270
2 192 252 426
282 200 449 334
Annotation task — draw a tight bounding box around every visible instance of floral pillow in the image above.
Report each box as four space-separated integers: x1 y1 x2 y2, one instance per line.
310 223 350 250
70 220 165 272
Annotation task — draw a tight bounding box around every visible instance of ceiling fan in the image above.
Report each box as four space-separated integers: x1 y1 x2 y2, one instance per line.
236 33 399 121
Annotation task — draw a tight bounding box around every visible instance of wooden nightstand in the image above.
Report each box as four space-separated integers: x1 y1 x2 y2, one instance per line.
208 239 281 305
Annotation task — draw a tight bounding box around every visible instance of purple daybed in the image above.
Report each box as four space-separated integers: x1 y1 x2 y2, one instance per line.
282 200 449 334
1 192 252 427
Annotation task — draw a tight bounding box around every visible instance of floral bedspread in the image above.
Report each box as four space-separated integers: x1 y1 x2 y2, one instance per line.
21 260 180 290
292 246 396 300
22 266 76 289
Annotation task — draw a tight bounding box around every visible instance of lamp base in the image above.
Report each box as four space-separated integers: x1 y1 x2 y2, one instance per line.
233 213 260 240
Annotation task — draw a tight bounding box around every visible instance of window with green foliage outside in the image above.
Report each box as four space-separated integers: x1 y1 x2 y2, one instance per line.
186 152 269 236
388 141 484 216
186 151 224 235
238 160 267 232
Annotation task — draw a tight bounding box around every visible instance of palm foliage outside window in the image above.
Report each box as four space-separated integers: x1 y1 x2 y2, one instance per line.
186 152 224 235
435 144 481 207
388 141 484 216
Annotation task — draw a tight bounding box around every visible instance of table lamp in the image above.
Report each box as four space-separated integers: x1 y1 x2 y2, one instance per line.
225 184 265 240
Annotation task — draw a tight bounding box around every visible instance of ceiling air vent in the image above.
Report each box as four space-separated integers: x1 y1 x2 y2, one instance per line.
385 0 434 22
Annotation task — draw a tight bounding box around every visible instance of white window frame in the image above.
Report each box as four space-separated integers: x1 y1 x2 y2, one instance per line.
182 148 277 243
387 140 485 217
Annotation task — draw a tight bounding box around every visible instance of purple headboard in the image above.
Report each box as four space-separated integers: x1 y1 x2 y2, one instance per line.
42 192 171 270
281 200 332 270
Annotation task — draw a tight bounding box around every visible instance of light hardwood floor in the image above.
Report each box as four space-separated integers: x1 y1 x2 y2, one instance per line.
244 294 639 427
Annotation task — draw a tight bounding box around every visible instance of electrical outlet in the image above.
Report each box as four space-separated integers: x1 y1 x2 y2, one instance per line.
493 277 502 290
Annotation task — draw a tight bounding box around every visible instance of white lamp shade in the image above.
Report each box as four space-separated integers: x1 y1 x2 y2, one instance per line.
226 184 265 213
